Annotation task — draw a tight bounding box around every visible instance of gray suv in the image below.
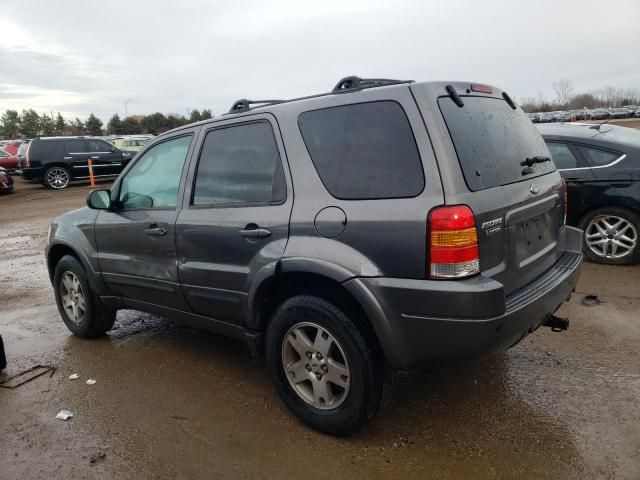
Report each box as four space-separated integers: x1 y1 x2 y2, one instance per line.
46 77 583 435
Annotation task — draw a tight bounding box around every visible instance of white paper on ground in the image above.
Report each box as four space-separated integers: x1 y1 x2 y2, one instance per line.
56 410 73 421
86 379 96 385
69 373 79 380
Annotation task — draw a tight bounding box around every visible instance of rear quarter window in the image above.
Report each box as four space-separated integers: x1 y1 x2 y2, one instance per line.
439 96 554 191
30 140 62 159
298 101 424 200
578 146 621 167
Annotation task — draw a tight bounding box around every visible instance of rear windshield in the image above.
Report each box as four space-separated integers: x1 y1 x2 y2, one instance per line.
439 96 554 191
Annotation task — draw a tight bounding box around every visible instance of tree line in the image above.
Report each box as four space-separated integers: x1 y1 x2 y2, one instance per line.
520 80 640 113
0 109 213 139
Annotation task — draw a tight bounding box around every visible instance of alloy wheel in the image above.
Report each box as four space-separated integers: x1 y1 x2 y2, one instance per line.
585 215 638 259
46 168 70 189
60 271 86 324
281 321 350 410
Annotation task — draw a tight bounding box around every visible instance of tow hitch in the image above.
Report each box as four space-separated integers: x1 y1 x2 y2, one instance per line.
543 315 569 332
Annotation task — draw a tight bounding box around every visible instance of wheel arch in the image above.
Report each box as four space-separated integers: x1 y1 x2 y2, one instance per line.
46 241 108 294
248 267 385 361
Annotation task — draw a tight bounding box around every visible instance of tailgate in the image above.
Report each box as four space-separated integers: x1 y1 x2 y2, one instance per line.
412 82 564 295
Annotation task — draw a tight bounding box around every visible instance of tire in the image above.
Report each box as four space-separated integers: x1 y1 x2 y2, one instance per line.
53 255 116 338
44 165 70 189
579 207 640 265
0 335 6 370
266 295 384 436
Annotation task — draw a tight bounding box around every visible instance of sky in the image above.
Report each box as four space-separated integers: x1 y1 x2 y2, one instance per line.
0 0 638 122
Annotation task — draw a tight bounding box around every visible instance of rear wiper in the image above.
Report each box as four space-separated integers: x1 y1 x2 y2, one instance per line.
520 156 551 167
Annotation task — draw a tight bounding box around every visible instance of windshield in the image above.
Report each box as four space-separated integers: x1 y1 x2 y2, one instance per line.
438 96 555 191
599 125 640 148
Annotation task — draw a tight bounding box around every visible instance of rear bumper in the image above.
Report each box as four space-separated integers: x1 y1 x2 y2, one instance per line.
21 167 44 180
344 226 583 370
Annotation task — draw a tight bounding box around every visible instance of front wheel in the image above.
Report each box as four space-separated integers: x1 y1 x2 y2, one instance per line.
53 255 116 337
44 166 70 189
266 295 384 436
580 207 640 265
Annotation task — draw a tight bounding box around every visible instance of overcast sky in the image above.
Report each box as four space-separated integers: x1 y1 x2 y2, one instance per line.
1 0 638 121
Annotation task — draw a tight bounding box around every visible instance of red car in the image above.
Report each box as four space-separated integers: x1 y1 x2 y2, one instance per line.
0 149 18 173
0 140 22 156
0 167 14 194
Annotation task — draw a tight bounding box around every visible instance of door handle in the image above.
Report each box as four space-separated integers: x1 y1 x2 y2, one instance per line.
144 227 167 236
64 156 72 160
90 156 100 159
239 226 271 238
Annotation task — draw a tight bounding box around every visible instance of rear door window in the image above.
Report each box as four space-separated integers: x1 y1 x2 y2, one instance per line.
298 101 424 200
65 140 86 154
578 146 621 167
438 96 554 191
546 142 587 169
192 122 286 206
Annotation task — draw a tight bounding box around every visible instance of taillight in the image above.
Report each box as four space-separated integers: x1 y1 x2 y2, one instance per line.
561 178 568 224
429 205 480 279
24 143 31 167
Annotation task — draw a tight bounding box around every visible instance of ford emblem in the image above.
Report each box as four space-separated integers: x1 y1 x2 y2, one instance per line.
529 184 539 194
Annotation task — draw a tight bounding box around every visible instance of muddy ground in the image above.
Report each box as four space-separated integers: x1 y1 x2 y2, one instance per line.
0 178 639 479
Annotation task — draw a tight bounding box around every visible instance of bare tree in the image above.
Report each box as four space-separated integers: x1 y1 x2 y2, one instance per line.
552 79 575 108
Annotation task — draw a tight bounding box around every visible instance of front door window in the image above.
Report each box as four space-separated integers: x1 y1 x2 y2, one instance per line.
119 135 192 209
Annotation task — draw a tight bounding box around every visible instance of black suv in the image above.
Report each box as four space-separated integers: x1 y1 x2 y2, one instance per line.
46 77 583 435
19 136 133 189
538 123 640 264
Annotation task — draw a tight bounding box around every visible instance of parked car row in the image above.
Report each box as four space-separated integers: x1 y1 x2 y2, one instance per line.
529 106 640 123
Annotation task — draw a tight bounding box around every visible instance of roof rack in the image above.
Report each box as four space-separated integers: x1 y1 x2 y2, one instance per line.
332 76 413 93
225 76 414 115
227 99 285 114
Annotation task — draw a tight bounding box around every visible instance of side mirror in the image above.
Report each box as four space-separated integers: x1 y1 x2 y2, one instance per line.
110 146 116 152
86 189 112 210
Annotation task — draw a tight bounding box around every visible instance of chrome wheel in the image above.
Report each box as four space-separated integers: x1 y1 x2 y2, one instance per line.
585 215 638 259
46 167 70 189
60 271 86 324
282 322 350 410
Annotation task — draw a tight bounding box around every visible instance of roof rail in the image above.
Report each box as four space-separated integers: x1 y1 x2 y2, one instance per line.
332 76 413 93
227 99 285 114
223 76 413 116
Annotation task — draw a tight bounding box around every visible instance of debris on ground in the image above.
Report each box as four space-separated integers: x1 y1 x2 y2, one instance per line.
86 379 96 385
55 410 73 421
0 365 55 389
581 295 602 307
89 452 106 465
69 373 79 380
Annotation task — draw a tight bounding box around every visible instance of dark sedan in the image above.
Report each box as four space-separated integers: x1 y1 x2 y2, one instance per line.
0 167 14 194
537 123 640 264
590 108 609 120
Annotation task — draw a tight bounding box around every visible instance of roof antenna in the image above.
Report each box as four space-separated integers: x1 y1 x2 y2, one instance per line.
589 118 611 131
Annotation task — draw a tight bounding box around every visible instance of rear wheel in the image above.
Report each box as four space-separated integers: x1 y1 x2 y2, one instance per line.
266 295 384 436
54 255 116 337
44 166 70 189
579 207 640 265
